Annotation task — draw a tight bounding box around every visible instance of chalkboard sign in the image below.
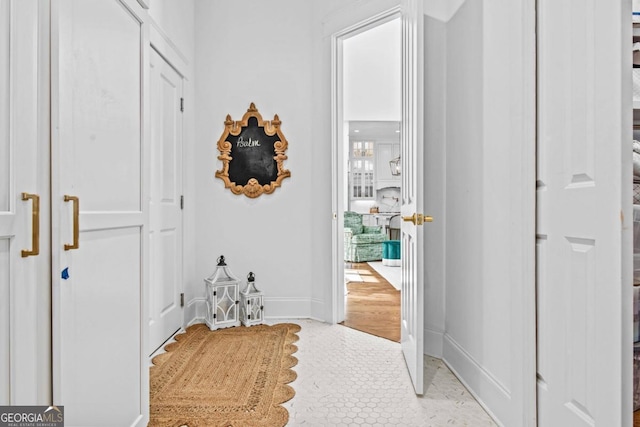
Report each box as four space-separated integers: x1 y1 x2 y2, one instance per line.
215 103 291 198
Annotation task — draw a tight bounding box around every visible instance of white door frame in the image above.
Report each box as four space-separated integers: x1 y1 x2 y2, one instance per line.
330 4 402 325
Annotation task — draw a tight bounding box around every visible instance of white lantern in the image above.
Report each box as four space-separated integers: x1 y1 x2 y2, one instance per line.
240 272 264 327
204 255 240 330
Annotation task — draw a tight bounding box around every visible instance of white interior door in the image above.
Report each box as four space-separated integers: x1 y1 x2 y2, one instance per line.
0 0 50 405
537 0 628 425
400 0 425 395
52 0 149 425
149 47 183 354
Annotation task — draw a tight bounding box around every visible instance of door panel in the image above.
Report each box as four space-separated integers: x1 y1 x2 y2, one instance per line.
400 0 424 395
148 48 183 354
0 0 48 405
160 71 178 200
160 231 177 309
0 2 9 402
537 0 625 424
0 239 9 403
0 0 9 212
66 0 141 212
52 0 148 424
60 227 142 423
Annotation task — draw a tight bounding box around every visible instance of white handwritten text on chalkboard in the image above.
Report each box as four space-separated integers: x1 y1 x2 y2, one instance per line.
236 136 261 148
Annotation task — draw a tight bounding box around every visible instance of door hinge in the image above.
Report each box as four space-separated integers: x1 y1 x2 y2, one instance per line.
180 97 184 112
180 293 184 307
180 195 184 210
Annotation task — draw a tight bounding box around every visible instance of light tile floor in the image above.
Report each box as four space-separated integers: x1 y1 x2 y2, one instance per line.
281 319 497 427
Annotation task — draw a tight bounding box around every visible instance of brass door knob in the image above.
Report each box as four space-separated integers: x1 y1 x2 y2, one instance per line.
402 213 433 226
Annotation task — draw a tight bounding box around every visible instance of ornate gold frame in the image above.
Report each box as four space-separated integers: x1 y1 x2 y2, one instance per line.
215 103 291 198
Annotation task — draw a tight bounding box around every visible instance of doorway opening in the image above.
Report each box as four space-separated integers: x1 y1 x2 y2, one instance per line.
333 16 402 342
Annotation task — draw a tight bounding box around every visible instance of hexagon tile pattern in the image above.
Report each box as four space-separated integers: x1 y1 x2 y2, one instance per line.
279 319 497 427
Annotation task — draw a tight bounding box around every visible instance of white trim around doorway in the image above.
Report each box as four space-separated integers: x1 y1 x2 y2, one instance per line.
329 4 402 325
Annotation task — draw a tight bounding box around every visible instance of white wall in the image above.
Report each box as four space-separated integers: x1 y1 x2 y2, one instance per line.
443 0 485 367
438 0 536 424
189 0 451 334
423 14 447 358
191 0 408 323
193 0 319 319
343 19 401 121
148 0 194 61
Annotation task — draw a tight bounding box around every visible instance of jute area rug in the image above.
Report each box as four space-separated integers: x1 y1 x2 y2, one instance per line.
150 323 300 427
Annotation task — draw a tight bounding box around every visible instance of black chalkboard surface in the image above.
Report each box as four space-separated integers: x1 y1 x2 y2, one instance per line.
215 103 291 198
227 117 279 186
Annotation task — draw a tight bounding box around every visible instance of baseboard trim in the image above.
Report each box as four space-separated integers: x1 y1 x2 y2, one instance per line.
186 317 205 327
443 333 509 426
186 296 319 325
424 327 444 358
310 298 325 321
184 297 206 328
263 297 312 318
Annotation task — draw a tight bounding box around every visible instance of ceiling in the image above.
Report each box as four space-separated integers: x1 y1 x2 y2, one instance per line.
348 121 400 141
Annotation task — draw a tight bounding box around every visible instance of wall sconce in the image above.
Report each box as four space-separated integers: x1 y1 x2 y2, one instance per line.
389 157 401 176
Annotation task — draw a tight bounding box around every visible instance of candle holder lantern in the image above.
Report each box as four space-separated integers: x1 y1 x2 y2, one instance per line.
240 272 264 327
204 255 241 330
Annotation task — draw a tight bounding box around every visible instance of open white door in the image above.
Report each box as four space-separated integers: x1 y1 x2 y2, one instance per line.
52 0 149 425
148 47 184 354
537 0 629 425
399 0 426 395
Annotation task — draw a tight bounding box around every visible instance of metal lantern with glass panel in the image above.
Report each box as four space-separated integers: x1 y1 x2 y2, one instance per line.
240 272 264 327
389 156 401 176
204 255 241 330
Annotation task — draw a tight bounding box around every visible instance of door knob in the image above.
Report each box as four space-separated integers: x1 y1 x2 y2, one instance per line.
402 213 433 226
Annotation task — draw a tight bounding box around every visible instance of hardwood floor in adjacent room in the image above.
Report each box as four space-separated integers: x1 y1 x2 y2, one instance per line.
341 262 400 342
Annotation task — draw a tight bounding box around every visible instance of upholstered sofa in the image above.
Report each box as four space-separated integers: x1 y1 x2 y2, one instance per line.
344 211 387 262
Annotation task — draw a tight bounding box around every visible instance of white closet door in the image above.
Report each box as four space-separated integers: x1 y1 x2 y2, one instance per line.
51 0 149 425
148 48 183 354
0 0 49 405
537 0 627 425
